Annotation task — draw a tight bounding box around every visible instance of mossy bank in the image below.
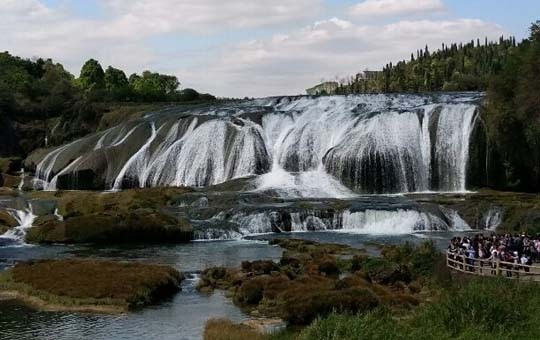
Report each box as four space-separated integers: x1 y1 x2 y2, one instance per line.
0 259 183 313
25 188 194 244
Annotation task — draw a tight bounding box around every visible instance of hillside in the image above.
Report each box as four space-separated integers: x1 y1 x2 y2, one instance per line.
0 52 217 159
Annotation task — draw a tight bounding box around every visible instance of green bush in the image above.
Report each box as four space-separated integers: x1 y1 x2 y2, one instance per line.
235 279 265 305
283 288 379 325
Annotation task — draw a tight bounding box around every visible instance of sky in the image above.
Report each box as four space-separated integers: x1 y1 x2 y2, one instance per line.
1 0 539 98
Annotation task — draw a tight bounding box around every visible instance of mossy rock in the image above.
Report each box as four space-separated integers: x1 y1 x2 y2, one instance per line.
0 174 20 188
0 210 18 234
26 212 192 244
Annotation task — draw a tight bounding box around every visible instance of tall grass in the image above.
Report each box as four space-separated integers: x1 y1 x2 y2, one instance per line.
0 260 183 309
298 278 540 340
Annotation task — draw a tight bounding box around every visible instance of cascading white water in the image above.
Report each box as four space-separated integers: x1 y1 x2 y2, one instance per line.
33 94 482 196
1 204 37 242
196 206 471 240
434 104 478 191
483 208 502 230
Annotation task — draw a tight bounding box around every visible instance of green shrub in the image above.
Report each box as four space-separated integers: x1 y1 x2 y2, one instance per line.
235 279 265 305
283 288 379 325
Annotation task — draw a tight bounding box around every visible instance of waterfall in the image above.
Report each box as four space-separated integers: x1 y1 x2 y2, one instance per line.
433 104 478 191
194 206 471 240
32 93 483 196
483 207 502 230
2 203 36 242
112 122 159 190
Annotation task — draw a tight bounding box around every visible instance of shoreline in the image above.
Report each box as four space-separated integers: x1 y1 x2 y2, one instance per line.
0 290 127 314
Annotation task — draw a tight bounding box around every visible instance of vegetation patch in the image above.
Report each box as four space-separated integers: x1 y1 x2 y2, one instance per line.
199 239 436 325
204 319 268 340
203 240 540 339
0 259 183 313
26 188 194 244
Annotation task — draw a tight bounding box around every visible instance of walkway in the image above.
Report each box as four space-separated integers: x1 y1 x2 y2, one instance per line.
446 252 540 281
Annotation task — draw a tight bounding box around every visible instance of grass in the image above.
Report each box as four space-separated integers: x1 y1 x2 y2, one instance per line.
204 319 267 340
199 239 430 325
298 278 540 340
200 240 540 339
0 259 183 312
204 277 540 340
204 319 297 340
30 187 194 217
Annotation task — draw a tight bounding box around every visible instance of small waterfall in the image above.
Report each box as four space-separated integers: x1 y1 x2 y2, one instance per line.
46 156 84 191
2 204 37 242
196 206 470 240
32 93 483 195
482 207 502 230
113 122 159 190
54 208 64 221
18 168 25 191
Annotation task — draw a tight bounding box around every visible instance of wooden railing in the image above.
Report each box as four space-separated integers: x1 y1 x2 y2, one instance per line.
446 251 540 281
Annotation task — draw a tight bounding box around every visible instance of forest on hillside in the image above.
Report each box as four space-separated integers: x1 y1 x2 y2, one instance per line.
333 36 516 94
0 54 216 156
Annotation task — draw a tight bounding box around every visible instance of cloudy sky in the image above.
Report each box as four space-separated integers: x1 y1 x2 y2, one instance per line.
1 0 539 97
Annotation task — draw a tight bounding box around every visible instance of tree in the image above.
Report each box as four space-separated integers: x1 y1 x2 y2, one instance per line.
79 59 105 90
530 20 540 42
130 71 179 101
104 66 128 91
486 21 540 191
104 66 130 101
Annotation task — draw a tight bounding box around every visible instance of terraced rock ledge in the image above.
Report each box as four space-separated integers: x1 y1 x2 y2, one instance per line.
0 260 183 313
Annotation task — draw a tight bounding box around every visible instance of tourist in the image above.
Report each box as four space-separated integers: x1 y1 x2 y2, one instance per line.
448 233 540 276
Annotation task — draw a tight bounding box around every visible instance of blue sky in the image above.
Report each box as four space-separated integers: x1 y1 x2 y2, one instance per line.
2 0 539 97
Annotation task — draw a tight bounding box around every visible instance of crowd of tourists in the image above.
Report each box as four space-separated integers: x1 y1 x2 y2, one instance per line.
447 233 540 275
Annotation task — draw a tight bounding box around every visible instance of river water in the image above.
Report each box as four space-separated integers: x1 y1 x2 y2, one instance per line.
0 231 464 340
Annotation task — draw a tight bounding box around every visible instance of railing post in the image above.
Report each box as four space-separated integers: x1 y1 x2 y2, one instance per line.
496 259 501 276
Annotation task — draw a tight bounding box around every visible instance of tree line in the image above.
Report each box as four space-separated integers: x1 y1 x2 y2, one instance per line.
0 53 216 156
0 53 215 123
486 21 540 192
332 36 517 94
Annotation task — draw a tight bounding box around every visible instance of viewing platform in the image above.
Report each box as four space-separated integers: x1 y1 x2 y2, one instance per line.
446 252 540 281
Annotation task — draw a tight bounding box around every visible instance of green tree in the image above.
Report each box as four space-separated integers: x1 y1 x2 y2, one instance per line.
104 66 128 91
131 71 179 101
486 20 540 191
79 59 105 90
104 66 130 101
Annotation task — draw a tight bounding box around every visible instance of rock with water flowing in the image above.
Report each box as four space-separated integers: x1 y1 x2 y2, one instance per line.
27 93 486 195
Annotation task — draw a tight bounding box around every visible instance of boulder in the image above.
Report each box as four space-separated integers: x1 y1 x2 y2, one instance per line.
0 210 18 234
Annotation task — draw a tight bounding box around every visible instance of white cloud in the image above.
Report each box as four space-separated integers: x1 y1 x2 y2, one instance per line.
0 1 510 98
102 0 323 34
0 0 322 77
349 0 445 17
180 18 507 97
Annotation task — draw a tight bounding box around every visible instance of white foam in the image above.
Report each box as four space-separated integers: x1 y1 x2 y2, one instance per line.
2 203 37 242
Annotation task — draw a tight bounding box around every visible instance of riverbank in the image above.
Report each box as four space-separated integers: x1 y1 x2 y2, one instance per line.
199 239 438 327
0 259 183 313
202 239 540 340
